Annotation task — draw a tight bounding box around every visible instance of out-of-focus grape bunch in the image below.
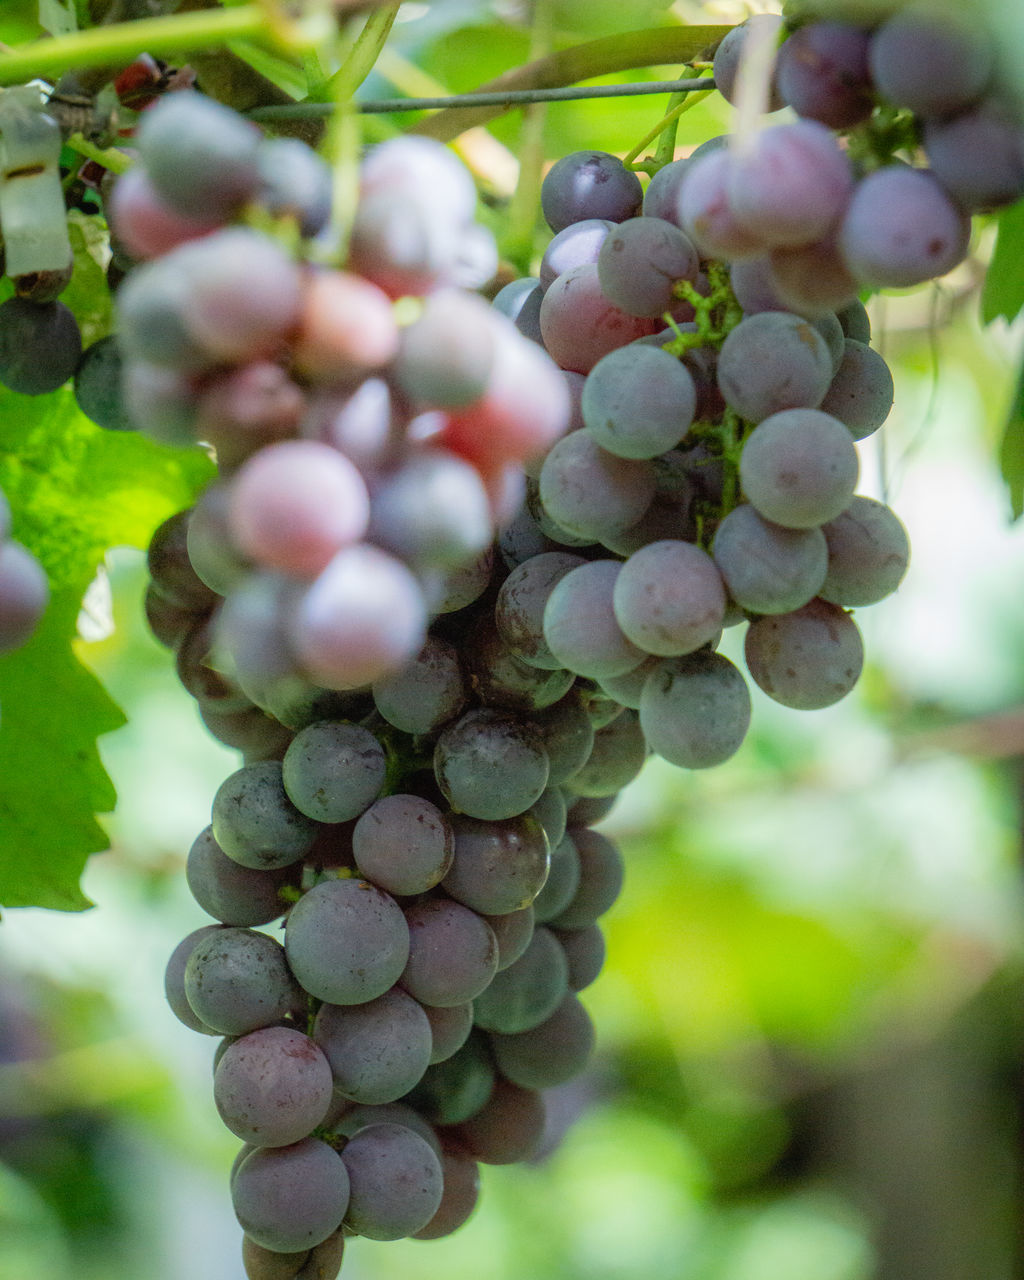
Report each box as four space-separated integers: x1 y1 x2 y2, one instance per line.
82 6 1024 1276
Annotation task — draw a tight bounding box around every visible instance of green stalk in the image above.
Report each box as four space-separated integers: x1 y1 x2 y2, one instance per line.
324 0 401 99
0 4 308 87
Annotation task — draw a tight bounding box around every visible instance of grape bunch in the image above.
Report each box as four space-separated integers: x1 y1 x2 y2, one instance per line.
674 7 1023 313
113 90 569 702
0 485 48 724
159 494 620 1273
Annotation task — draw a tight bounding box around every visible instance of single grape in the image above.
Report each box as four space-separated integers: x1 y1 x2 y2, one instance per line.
923 106 1024 212
612 539 726 657
453 1078 546 1166
717 311 833 423
282 720 386 824
543 559 646 679
412 1144 481 1240
401 898 499 1007
231 1138 350 1254
554 923 606 992
314 988 433 1104
527 787 568 855
422 1001 474 1064
492 277 544 344
711 503 828 615
639 651 752 769
0 297 81 394
463 614 574 713
340 1122 444 1241
107 163 220 260
739 408 859 529
371 635 467 735
136 89 262 222
214 1026 333 1147
352 795 454 897
527 691 595 786
775 20 874 128
183 927 301 1036
187 484 250 597
676 149 768 261
539 429 657 543
596 216 700 317
868 8 993 118
164 925 224 1034
487 992 595 1089
291 269 399 383
540 151 643 232
186 825 294 926
539 218 615 291
712 14 786 109
288 543 427 690
74 335 134 431
442 813 550 916
228 440 370 578
539 262 659 374
838 166 970 289
767 234 861 317
727 119 854 249
582 344 696 459
284 877 410 1005
404 1032 495 1125
818 339 894 440
434 708 549 822
255 135 333 237
819 495 910 606
211 761 318 870
241 1231 344 1280
745 597 864 709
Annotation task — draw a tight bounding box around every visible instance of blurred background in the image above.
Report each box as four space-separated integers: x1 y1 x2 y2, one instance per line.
2 2 1024 1278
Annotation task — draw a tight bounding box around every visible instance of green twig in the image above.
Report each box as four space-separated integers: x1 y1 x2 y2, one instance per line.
0 5 316 86
63 132 132 173
624 86 714 169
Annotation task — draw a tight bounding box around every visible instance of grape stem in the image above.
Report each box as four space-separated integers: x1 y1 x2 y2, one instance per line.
623 81 715 174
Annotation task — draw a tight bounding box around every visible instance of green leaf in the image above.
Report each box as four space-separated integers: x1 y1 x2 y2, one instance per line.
0 389 213 910
998 358 1024 520
38 0 77 37
981 201 1024 326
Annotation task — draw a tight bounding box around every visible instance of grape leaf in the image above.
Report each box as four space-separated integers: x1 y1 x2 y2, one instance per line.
0 389 213 910
981 201 1024 327
998 358 1024 521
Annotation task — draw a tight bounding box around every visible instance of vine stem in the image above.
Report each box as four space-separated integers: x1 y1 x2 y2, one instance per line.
623 84 713 170
246 76 715 119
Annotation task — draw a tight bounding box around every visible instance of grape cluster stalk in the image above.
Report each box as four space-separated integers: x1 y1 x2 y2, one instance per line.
20 7 1016 1276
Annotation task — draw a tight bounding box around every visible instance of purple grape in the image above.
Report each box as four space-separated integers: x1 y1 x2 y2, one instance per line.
483 906 536 972
775 21 874 128
282 720 386 824
186 825 294 926
540 151 643 233
923 105 1024 211
352 794 454 896
818 338 894 440
473 924 569 1034
412 1146 480 1240
565 708 648 799
214 1026 333 1146
711 503 827 615
819 495 910 606
183 926 301 1036
453 1077 547 1165
582 344 697 458
211 761 318 870
717 310 834 423
712 15 786 110
547 828 624 930
539 262 659 374
838 166 970 289
543 559 646 680
314 989 432 1104
554 924 606 992
487 992 595 1089
231 1138 349 1253
422 1002 474 1064
404 1032 495 1125
164 925 224 1034
371 634 467 735
539 218 614 291
441 813 550 916
869 9 994 118
745 597 864 709
0 297 81 395
433 707 549 821
400 898 499 1007
595 216 700 318
639 651 751 770
611 536 727 657
284 878 410 1005
340 1122 444 1240
739 407 859 529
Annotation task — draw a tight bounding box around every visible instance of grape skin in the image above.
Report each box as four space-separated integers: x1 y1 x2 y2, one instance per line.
488 993 595 1090
739 408 859 530
231 1138 350 1254
582 344 697 459
819 496 910 607
472 925 569 1034
639 651 752 770
744 597 864 709
314 989 433 1104
0 541 48 652
433 708 550 822
542 560 646 680
352 794 454 896
282 720 386 824
539 429 658 543
711 503 827 616
214 1027 333 1147
838 166 970 289
442 813 550 916
540 151 643 233
284 878 410 1006
400 898 499 1007
818 339 894 441
539 263 659 374
184 927 301 1036
612 539 726 657
531 832 581 924
716 311 833 423
412 1145 481 1240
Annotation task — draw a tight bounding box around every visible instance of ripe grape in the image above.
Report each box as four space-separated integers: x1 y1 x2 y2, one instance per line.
547 828 624 930
441 813 550 916
433 708 549 821
211 761 318 870
0 297 82 394
711 503 828 615
540 151 643 232
539 262 659 374
543 560 646 679
0 540 48 651
739 408 859 529
74 336 134 431
716 311 833 423
819 496 910 606
582 344 697 459
214 1027 333 1147
818 339 895 440
183 927 300 1036
487 992 595 1089
284 877 410 1005
639 651 752 769
282 721 386 824
371 635 467 735
744 597 864 709
352 794 454 896
231 1138 350 1254
539 430 657 543
775 21 874 128
186 826 294 926
314 989 433 1104
341 1122 444 1241
596 216 700 317
612 539 726 656
868 9 993 118
539 218 614 291
473 925 569 1033
400 898 499 1007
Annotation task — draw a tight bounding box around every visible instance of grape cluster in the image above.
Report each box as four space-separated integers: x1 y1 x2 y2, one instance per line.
160 487 619 1272
0 485 48 722
114 90 568 701
675 8 1023 313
